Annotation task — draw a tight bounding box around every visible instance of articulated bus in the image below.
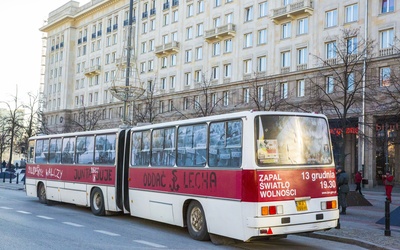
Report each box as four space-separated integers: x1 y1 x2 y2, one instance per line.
26 111 339 242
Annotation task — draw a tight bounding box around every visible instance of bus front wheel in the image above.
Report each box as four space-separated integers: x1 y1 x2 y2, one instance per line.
187 201 210 241
38 183 47 204
90 187 105 216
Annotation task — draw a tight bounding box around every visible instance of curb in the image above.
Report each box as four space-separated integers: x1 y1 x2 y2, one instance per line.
300 233 393 250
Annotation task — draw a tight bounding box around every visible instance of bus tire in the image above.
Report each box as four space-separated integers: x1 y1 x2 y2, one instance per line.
38 183 47 204
187 201 210 241
90 187 105 216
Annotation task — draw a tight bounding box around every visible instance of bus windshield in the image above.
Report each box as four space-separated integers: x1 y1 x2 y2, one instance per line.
255 115 332 166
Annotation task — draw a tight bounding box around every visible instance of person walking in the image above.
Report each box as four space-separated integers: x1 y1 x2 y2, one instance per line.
337 166 349 215
383 170 394 203
354 170 363 195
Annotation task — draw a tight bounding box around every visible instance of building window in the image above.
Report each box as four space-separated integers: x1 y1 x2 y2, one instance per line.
297 17 308 35
159 101 164 113
345 4 358 23
184 72 192 85
183 97 189 110
187 4 194 17
297 47 308 65
257 86 264 102
280 83 288 99
213 42 221 56
223 91 229 106
380 29 394 49
347 72 355 92
185 49 192 63
161 57 167 68
297 80 305 97
243 88 250 103
195 70 202 83
381 0 394 13
186 26 193 40
195 46 203 60
257 56 267 72
168 99 174 111
326 76 334 93
244 59 252 74
281 51 291 68
224 63 231 78
326 41 337 59
212 66 219 80
215 0 221 7
170 75 176 89
282 22 291 39
161 77 166 89
173 10 179 22
196 23 204 36
163 14 169 26
258 29 267 45
170 54 177 66
347 37 358 54
245 6 253 22
325 9 338 28
225 13 233 24
259 1 268 17
244 33 253 48
380 67 391 87
224 39 232 53
198 0 205 13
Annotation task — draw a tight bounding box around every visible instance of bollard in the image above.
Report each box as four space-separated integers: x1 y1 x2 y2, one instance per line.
9 173 12 183
2 173 5 183
16 173 19 184
385 199 391 236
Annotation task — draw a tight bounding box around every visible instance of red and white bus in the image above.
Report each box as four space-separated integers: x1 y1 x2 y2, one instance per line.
26 111 339 242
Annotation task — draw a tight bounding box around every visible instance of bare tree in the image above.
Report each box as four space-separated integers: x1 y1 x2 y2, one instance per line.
67 107 103 132
308 28 376 166
1 95 25 166
133 79 161 124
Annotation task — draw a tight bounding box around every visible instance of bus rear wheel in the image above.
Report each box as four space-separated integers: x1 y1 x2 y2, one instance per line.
187 201 210 241
38 183 47 204
90 187 105 216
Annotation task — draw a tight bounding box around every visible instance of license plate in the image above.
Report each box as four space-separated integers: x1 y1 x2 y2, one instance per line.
296 200 308 211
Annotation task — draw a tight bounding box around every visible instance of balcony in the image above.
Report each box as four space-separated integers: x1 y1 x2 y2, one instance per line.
380 47 394 57
271 0 313 23
84 65 101 76
205 24 236 43
155 41 180 57
296 63 308 71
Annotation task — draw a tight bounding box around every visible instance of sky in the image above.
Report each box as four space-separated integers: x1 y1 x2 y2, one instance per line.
0 0 89 108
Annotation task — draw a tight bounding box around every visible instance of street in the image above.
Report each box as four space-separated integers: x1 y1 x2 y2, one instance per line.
0 188 367 250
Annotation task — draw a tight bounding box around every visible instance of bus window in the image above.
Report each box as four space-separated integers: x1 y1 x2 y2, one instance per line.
49 138 62 164
76 136 94 164
94 134 116 165
131 131 150 166
177 124 207 167
35 139 49 163
209 120 242 167
61 137 75 164
255 115 332 166
28 140 35 163
151 127 175 166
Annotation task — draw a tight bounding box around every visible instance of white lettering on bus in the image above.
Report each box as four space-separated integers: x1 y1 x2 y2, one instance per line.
259 181 290 190
259 189 297 198
27 166 44 177
46 168 63 179
258 174 282 182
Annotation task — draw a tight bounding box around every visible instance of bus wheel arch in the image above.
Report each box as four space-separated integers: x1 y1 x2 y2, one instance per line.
90 187 106 216
37 182 47 204
186 200 210 241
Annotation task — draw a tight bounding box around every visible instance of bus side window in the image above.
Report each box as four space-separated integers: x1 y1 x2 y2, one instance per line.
177 124 207 167
62 137 75 164
35 139 49 164
76 136 94 164
95 134 116 165
131 131 150 166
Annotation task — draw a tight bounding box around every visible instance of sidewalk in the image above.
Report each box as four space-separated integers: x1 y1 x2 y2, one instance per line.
1 180 399 249
304 185 400 250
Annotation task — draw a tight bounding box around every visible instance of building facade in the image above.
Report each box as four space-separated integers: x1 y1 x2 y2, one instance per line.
40 0 400 186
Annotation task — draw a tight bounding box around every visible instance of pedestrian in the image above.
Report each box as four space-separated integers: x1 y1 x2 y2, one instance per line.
354 170 363 195
383 170 394 203
337 166 349 215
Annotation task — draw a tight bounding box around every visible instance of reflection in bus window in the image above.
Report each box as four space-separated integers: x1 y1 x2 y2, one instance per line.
49 138 62 163
131 131 151 166
151 127 175 166
209 120 242 167
35 139 49 163
62 137 75 164
177 124 207 167
255 115 332 166
94 134 116 165
76 136 95 164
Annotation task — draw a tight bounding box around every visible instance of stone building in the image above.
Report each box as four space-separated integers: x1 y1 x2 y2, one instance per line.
40 0 400 186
